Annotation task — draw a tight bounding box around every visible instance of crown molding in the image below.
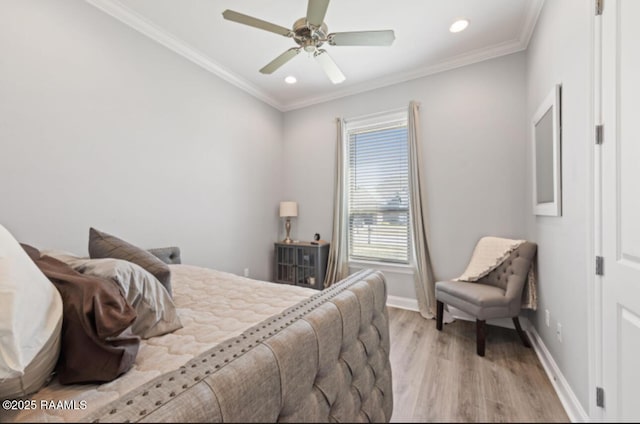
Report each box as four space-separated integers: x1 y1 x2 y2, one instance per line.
282 38 525 111
283 0 545 111
85 0 286 111
520 0 546 46
87 0 545 113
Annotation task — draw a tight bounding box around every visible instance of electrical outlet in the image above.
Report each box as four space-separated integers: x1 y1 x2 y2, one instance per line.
545 309 550 327
556 323 562 342
244 268 250 277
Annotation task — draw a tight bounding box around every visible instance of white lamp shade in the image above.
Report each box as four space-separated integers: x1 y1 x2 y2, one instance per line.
279 201 298 218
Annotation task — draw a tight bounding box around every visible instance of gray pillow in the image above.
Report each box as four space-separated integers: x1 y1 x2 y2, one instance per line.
54 256 182 339
89 228 172 296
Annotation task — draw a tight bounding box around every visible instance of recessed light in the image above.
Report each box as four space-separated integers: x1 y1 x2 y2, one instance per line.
285 76 297 84
449 19 469 33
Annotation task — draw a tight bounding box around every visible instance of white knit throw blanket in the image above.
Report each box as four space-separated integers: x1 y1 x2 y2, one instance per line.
454 237 537 310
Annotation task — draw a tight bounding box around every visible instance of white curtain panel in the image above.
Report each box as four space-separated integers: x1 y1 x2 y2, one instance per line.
323 118 348 287
408 101 437 319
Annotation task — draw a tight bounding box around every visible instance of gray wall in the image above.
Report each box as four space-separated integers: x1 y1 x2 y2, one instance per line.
525 0 591 411
0 0 283 280
282 52 528 299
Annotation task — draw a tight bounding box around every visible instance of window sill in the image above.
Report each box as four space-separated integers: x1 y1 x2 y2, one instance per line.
349 260 414 275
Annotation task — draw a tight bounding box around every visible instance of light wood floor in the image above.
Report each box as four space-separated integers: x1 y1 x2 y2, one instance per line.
388 307 569 422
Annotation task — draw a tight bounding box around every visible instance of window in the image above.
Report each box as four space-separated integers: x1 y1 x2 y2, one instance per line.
346 112 410 264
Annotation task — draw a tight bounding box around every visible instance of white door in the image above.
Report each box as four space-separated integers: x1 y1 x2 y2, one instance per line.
601 0 640 420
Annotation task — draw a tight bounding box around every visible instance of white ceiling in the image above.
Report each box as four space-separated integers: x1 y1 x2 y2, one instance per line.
87 0 544 111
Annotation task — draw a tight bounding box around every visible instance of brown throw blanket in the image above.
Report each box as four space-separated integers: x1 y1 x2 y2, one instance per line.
22 245 139 384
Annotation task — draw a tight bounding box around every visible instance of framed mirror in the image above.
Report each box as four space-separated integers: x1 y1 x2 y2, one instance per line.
532 84 562 216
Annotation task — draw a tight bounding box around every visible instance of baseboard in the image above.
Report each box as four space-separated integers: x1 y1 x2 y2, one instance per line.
527 326 589 422
386 295 419 312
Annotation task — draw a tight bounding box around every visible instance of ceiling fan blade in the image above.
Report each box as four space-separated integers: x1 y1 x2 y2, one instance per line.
329 30 395 46
314 49 345 84
306 0 330 28
260 48 301 74
222 10 292 37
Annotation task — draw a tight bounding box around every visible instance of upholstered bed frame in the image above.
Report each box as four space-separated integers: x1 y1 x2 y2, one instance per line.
147 246 182 265
85 267 393 422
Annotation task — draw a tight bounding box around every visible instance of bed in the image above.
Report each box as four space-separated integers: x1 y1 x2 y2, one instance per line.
1 255 393 422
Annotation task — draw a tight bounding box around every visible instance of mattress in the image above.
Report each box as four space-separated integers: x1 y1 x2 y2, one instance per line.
1 265 315 423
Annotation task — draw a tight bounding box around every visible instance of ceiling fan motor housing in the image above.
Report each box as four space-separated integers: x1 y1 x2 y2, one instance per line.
293 17 328 52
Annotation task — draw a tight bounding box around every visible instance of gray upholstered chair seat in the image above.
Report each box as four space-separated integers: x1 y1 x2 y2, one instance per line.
436 281 510 320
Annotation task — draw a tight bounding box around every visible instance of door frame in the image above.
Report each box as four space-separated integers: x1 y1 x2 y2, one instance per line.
590 1 603 419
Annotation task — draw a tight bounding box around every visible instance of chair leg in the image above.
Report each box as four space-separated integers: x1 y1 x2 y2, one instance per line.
513 317 532 348
436 301 444 331
476 320 486 357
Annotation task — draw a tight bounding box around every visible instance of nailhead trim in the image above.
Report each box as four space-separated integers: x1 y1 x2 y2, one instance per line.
87 269 382 422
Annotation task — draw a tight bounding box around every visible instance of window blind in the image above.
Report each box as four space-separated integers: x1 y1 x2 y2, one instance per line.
347 120 410 264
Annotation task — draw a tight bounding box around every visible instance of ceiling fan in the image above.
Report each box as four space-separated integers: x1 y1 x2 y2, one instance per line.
222 0 395 84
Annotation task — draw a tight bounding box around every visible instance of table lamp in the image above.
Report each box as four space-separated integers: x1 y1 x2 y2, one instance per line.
279 201 298 243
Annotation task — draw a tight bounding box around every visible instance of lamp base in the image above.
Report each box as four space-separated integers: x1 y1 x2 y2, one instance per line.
283 217 292 244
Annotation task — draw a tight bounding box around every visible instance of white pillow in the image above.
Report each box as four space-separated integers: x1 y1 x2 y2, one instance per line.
0 225 63 399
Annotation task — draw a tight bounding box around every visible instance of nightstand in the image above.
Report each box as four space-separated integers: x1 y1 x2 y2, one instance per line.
274 241 329 290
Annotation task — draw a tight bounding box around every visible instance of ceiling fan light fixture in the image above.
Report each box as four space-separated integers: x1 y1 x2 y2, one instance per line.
222 1 396 84
285 76 297 84
449 19 469 33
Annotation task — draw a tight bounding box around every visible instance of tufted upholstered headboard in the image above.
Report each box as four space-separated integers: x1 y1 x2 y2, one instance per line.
85 269 393 422
147 246 181 265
